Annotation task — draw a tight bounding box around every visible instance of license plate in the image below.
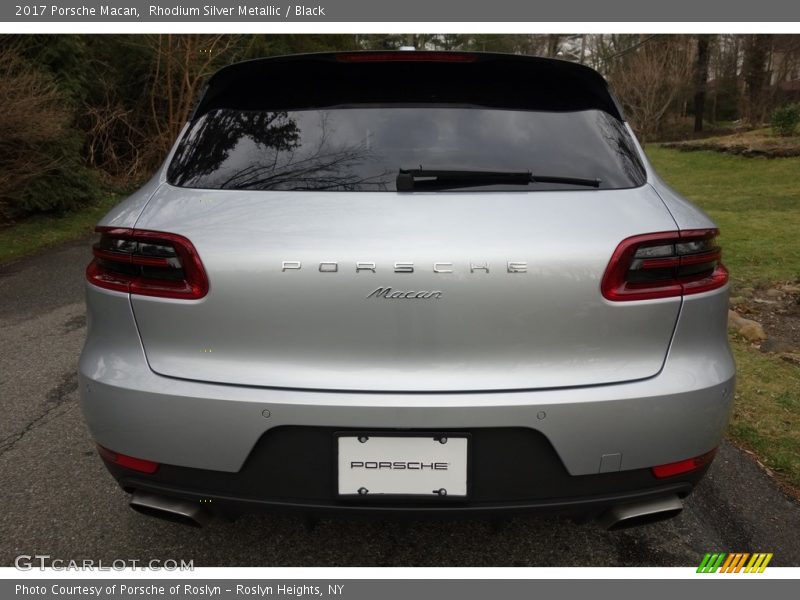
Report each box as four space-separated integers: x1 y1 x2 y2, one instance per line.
337 434 468 497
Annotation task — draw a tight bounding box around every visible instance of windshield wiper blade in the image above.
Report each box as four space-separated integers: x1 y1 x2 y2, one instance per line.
396 168 601 191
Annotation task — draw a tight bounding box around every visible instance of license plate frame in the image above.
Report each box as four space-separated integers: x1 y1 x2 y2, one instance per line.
335 432 471 500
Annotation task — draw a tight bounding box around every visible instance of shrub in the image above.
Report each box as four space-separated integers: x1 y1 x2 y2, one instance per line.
0 48 100 222
771 103 800 137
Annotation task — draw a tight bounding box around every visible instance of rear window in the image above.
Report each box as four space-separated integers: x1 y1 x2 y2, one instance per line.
167 106 646 192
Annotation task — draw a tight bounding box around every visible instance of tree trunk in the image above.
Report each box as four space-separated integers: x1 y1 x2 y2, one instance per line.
579 35 587 65
547 35 561 57
743 35 771 126
693 35 711 133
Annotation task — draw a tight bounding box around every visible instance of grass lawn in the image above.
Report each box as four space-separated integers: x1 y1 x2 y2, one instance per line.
729 343 800 490
0 195 120 265
648 147 800 492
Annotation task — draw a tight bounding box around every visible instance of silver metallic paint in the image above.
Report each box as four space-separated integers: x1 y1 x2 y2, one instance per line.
125 184 683 391
79 282 734 476
82 120 735 480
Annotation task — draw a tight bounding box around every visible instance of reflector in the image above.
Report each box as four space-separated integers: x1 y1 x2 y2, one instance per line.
652 448 718 478
96 444 159 474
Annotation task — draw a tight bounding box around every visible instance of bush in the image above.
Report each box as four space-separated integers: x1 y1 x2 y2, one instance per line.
771 103 800 137
0 48 100 222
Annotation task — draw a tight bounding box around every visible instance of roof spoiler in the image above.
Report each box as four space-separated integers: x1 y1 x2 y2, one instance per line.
192 51 625 121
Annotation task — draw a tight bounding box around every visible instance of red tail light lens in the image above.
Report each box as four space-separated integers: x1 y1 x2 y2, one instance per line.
652 448 717 478
96 444 159 474
601 229 728 301
335 52 476 63
86 227 209 299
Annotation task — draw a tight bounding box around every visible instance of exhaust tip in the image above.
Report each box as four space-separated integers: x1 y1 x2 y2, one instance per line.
129 491 212 528
598 494 683 531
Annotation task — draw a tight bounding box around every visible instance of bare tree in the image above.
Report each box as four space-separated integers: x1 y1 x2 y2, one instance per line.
83 75 147 178
608 36 693 142
693 35 713 133
742 35 772 125
146 35 241 162
546 35 561 57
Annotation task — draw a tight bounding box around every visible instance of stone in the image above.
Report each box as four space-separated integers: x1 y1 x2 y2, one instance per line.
759 338 796 353
728 310 746 330
739 321 767 342
728 310 767 341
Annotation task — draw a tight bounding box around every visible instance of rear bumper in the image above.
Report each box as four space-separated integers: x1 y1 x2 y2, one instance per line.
79 283 734 514
104 426 707 517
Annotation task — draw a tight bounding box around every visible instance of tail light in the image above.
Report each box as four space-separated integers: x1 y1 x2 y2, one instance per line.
335 52 476 63
652 448 717 478
601 229 728 301
86 227 209 299
97 444 159 474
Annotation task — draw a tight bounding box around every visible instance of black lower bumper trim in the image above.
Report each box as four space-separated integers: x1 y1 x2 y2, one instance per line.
104 426 708 517
119 479 694 518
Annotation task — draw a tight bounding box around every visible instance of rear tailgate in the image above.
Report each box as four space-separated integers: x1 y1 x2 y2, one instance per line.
128 184 680 392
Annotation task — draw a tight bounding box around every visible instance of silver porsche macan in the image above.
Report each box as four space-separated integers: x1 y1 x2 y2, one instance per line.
78 51 734 529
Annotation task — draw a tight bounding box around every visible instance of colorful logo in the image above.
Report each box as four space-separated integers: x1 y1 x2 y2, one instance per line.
697 553 773 573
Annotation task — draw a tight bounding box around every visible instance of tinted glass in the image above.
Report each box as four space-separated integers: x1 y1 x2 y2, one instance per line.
167 107 646 192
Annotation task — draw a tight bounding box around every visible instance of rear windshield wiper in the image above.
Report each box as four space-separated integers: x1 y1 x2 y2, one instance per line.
396 168 602 191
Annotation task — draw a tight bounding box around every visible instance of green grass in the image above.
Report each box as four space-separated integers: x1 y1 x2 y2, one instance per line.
646 147 800 289
649 147 800 493
728 340 800 489
0 195 120 265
